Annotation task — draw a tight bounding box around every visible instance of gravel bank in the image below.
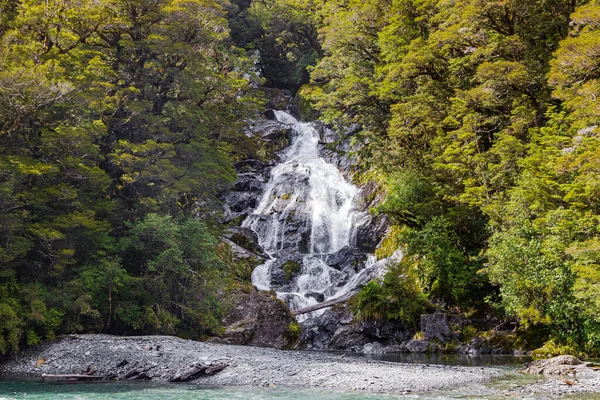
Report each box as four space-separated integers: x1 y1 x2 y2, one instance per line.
0 334 505 394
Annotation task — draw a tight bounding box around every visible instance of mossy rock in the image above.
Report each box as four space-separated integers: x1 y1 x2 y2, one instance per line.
282 260 301 281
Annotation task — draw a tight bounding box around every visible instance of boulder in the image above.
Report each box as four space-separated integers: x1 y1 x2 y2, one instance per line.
325 246 367 272
421 313 452 342
356 214 389 253
219 286 296 349
224 227 267 258
522 355 588 376
298 304 411 352
405 339 430 353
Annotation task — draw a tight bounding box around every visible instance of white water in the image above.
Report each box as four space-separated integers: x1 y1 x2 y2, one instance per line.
244 111 375 319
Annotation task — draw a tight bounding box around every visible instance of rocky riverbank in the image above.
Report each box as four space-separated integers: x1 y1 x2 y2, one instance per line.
3 335 600 397
0 334 502 394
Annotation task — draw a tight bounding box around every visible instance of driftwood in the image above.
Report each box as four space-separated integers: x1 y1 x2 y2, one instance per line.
292 292 355 315
169 363 229 382
41 374 104 382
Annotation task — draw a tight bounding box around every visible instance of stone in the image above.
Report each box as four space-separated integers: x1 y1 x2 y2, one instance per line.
305 291 325 303
224 227 267 258
356 214 389 253
421 313 452 342
264 109 277 120
219 286 296 349
325 246 367 272
405 339 430 353
298 304 411 352
523 355 587 376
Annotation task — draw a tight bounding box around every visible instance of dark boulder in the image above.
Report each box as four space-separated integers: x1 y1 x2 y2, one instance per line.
305 291 325 303
421 313 453 342
356 214 389 253
224 227 267 258
219 286 296 349
298 304 412 352
264 109 277 120
325 246 367 272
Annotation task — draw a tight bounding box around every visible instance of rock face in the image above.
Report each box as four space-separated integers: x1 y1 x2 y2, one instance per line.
220 98 389 349
421 313 453 342
298 304 411 352
217 286 296 349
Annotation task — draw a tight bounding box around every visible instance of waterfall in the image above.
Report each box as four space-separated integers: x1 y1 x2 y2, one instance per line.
243 111 377 320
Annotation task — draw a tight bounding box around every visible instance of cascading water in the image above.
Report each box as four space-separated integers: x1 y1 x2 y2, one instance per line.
243 111 378 320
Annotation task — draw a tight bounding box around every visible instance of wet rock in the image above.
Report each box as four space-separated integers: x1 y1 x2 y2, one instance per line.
421 313 452 342
305 291 325 303
314 122 339 144
226 192 257 213
405 339 430 353
356 214 389 253
224 227 267 258
362 342 386 354
232 173 264 193
264 109 277 120
325 246 367 272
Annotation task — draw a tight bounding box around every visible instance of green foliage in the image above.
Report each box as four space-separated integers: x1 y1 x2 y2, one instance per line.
352 263 428 327
532 340 583 359
0 0 262 353
287 321 301 343
282 260 301 281
296 0 600 354
227 0 322 89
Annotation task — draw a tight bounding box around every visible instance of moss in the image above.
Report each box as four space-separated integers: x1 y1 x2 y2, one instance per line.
281 193 292 200
460 325 478 342
532 340 584 359
285 210 296 223
444 341 458 353
375 225 404 260
282 260 301 281
287 321 301 343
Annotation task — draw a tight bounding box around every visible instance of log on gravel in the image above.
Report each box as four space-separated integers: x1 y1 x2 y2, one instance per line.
42 374 104 381
170 363 229 382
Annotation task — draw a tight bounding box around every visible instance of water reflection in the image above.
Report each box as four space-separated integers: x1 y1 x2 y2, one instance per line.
347 352 532 367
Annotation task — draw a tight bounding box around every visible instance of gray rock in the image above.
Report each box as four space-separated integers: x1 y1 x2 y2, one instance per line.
405 339 430 353
219 286 296 349
421 313 452 342
298 304 411 352
325 246 367 272
224 227 267 258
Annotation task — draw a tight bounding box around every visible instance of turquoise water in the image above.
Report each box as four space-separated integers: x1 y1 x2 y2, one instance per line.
0 380 408 400
0 376 598 400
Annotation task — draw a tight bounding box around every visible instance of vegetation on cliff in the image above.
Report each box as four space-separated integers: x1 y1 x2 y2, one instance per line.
231 0 600 356
2 0 600 357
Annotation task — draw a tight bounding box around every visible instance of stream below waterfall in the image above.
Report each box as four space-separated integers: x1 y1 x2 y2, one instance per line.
242 111 380 319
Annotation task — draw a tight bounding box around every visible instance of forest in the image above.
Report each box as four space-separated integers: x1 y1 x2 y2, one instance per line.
1 0 600 357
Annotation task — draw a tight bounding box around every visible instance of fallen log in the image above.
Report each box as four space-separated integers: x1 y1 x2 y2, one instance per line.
205 363 228 375
292 292 356 315
170 363 205 382
170 362 229 382
42 374 104 382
